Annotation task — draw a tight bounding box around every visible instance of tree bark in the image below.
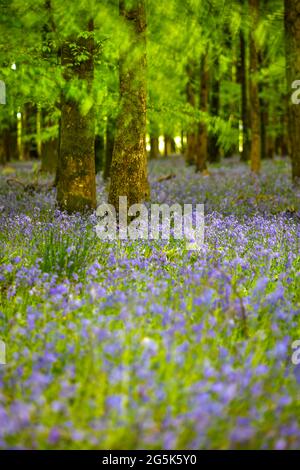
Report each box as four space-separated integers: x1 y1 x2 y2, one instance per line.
196 54 209 173
108 0 149 208
249 0 261 173
285 0 300 183
56 19 96 213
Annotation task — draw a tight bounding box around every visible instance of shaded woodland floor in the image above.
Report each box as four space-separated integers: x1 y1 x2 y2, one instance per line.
0 157 300 449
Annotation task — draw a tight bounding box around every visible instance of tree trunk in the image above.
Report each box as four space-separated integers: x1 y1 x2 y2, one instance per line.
95 134 105 173
208 59 221 163
196 54 209 173
0 132 6 165
56 19 96 213
103 117 116 181
21 103 38 161
239 29 250 162
149 119 160 159
150 136 160 159
108 0 149 208
258 50 270 161
185 62 197 166
249 0 261 173
0 123 18 164
285 0 300 183
164 135 173 157
266 103 275 159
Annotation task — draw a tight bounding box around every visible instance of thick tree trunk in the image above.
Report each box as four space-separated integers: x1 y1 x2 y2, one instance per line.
239 29 250 162
249 0 261 173
196 54 209 173
285 0 300 183
108 0 149 208
57 19 96 213
185 62 197 166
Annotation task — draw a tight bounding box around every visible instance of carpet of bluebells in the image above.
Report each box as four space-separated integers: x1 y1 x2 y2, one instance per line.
0 156 300 450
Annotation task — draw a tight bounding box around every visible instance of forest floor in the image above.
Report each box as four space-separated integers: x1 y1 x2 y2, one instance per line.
0 156 300 449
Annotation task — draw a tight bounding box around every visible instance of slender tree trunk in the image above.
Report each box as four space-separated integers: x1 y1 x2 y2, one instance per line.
285 1 300 182
208 58 221 163
258 50 270 160
95 134 105 173
249 0 261 173
150 136 159 159
0 122 18 164
266 85 275 159
21 103 38 161
103 117 116 181
149 119 160 159
0 132 7 165
239 29 250 162
181 131 186 155
57 19 96 212
108 0 149 208
186 62 197 166
196 54 209 173
164 135 173 156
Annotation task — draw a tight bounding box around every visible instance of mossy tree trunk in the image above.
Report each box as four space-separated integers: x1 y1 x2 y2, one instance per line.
249 0 261 174
56 19 96 213
108 0 149 208
285 0 300 184
196 54 209 173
